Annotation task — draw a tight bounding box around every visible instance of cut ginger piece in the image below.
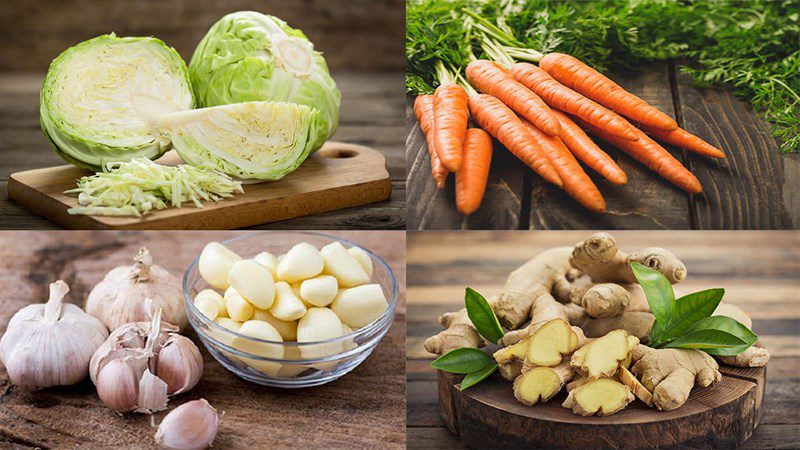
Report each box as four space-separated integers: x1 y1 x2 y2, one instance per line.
618 366 654 407
513 363 574 406
570 329 638 379
562 378 634 416
494 319 582 367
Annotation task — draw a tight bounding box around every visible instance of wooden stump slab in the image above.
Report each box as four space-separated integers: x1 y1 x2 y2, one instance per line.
437 364 766 449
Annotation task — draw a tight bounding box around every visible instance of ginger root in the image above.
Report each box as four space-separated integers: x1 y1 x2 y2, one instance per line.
501 294 582 346
570 232 686 285
424 307 486 355
513 362 574 406
571 330 639 379
631 346 722 411
618 366 654 407
494 319 584 368
562 378 635 416
582 312 655 341
572 283 630 318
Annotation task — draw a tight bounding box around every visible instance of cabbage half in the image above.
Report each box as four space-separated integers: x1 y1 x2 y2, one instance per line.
158 101 320 180
40 34 194 170
188 11 340 152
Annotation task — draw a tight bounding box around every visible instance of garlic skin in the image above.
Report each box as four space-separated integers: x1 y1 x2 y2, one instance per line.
86 247 186 331
155 399 219 450
0 280 109 390
90 310 203 414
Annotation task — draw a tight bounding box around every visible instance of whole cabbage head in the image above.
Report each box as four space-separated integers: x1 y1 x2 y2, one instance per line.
188 11 340 152
40 34 194 170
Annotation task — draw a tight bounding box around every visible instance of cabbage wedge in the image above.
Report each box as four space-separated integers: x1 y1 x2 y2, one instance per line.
40 34 194 170
189 11 340 152
158 101 320 180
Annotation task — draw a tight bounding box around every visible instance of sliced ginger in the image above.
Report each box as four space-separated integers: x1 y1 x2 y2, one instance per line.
571 330 638 379
494 319 582 368
562 378 634 416
618 366 654 408
513 363 574 406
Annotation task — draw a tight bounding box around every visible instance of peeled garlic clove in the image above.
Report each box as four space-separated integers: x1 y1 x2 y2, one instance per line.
155 399 218 450
194 295 219 321
299 275 338 307
277 242 324 283
252 308 298 341
331 284 388 328
156 336 204 395
199 242 241 290
270 282 307 321
0 280 109 390
95 358 140 413
233 320 284 377
348 246 373 277
228 259 275 309
224 287 254 322
297 307 344 359
321 242 371 287
254 251 278 277
86 247 186 331
195 289 226 318
136 369 169 414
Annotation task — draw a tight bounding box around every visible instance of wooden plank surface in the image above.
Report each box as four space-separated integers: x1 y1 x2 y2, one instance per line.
0 230 406 448
0 71 406 230
406 63 797 230
406 230 800 448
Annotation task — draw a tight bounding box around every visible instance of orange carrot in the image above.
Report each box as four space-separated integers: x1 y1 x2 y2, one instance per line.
510 62 638 141
468 94 562 187
552 110 627 185
414 95 449 189
575 117 702 194
456 128 493 215
539 53 678 131
466 60 562 136
433 83 469 172
638 124 725 159
520 119 606 213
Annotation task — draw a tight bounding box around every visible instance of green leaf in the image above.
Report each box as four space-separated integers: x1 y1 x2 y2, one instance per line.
664 329 748 350
658 288 725 341
459 362 498 390
630 262 675 344
430 348 494 374
465 288 504 344
682 316 758 356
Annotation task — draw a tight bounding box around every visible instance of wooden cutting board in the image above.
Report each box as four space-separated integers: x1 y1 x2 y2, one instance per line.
437 362 765 449
7 142 392 229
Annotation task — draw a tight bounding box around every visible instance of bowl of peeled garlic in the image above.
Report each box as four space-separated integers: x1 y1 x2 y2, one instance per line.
183 231 398 388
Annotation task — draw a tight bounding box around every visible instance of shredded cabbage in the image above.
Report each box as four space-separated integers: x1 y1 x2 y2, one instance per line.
65 158 243 217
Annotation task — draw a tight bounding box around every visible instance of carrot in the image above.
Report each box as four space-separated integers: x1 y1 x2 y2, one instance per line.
456 128 493 215
520 119 606 213
510 62 639 141
433 83 469 172
552 110 628 185
466 60 562 136
414 95 449 189
574 117 702 194
638 124 725 159
468 94 562 187
539 53 678 132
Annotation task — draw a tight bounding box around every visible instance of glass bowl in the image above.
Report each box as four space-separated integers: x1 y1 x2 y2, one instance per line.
183 231 398 388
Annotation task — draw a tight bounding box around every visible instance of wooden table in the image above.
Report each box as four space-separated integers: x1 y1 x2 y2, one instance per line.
0 230 406 448
0 71 406 230
406 231 800 449
407 63 799 230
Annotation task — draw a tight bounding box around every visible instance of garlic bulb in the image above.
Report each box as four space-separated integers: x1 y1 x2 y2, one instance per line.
0 280 109 390
155 399 219 450
89 309 203 413
86 247 186 331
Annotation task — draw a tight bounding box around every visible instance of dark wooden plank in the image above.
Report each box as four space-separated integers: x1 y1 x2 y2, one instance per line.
741 425 800 449
673 69 799 229
0 230 406 448
405 96 526 230
406 427 466 450
0 0 405 72
528 62 692 230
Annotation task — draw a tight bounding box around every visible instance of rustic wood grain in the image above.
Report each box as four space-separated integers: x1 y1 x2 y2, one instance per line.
406 230 800 448
0 230 406 448
0 71 405 230
0 0 404 73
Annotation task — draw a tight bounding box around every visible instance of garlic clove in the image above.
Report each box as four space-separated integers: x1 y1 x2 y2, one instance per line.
321 242 371 287
348 246 373 277
199 242 242 290
252 308 297 341
96 359 140 412
296 307 344 359
195 289 226 318
136 369 169 414
299 275 338 307
156 336 204 395
277 242 324 283
254 251 279 277
270 281 307 321
155 399 219 450
227 259 275 309
224 287 254 322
